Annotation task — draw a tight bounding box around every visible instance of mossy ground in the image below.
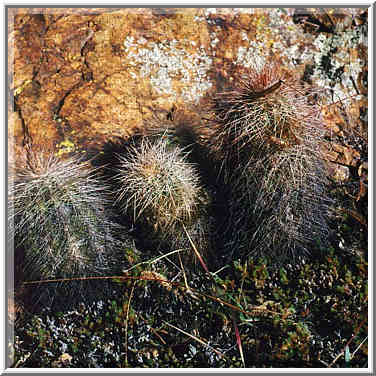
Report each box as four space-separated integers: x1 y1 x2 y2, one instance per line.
11 165 368 368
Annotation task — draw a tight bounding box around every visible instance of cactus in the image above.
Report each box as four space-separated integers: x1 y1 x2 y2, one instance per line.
114 135 212 264
204 60 332 263
9 150 127 303
227 144 331 263
207 61 325 180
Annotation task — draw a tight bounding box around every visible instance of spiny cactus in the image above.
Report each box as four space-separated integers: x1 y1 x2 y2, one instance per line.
115 137 201 230
114 135 212 264
227 144 331 263
145 107 220 187
203 60 332 263
207 61 325 181
9 150 127 299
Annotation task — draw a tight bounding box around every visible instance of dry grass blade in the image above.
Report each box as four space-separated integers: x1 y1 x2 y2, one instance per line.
182 223 212 276
350 336 368 360
163 321 225 359
232 313 245 367
178 251 194 297
139 313 167 345
124 281 136 367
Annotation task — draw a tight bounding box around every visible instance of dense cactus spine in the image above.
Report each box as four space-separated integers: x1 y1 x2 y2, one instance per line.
115 137 201 231
207 63 324 175
204 60 332 263
114 136 212 263
9 150 124 286
227 144 331 263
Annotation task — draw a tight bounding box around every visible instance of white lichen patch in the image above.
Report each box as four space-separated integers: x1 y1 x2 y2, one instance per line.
204 8 219 17
236 44 267 68
210 34 220 48
235 8 303 69
234 8 367 104
194 15 205 22
307 24 367 103
123 36 213 103
233 8 256 14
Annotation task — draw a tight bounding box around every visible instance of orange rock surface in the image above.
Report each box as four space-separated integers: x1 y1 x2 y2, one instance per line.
8 7 367 178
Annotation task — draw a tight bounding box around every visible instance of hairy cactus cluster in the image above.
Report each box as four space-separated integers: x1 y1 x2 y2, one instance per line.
227 145 331 263
204 61 331 263
9 150 126 301
9 60 333 299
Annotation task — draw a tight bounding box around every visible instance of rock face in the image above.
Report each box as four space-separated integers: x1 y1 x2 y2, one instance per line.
8 7 367 177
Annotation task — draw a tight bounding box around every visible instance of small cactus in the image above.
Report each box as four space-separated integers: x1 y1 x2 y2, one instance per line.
114 135 212 264
115 137 203 231
9 150 125 292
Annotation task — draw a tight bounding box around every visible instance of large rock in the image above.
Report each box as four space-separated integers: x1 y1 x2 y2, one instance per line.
8 7 367 169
